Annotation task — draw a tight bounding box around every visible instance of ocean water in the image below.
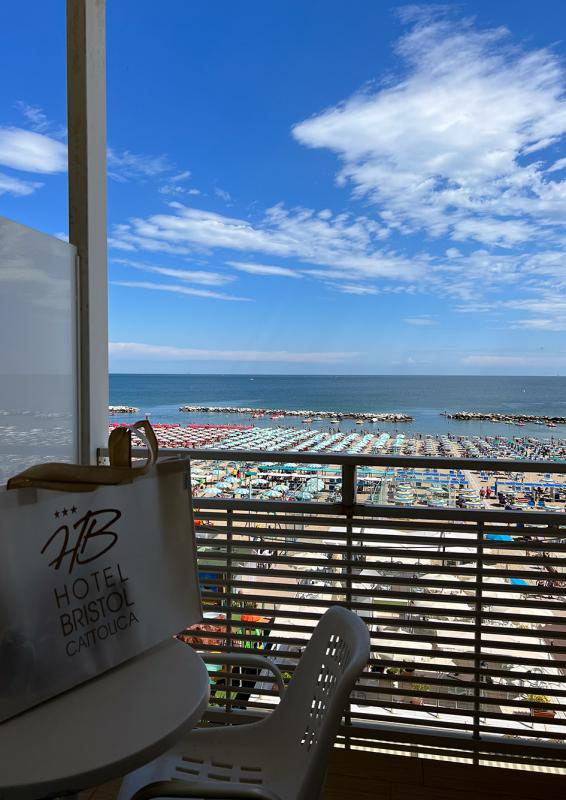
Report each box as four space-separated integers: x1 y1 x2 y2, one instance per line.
109 374 566 439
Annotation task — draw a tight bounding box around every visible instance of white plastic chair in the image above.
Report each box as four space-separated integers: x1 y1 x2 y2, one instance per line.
119 606 370 800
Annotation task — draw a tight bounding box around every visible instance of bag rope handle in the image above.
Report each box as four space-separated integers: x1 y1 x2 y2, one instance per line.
7 420 159 492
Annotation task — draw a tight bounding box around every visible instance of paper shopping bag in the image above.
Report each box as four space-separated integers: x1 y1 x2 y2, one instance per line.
0 430 201 721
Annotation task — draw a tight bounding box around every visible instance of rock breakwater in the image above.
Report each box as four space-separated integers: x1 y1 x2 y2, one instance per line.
445 411 566 425
109 405 139 415
178 405 412 422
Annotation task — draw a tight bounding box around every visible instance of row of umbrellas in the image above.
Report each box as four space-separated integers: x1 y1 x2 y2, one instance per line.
113 421 566 462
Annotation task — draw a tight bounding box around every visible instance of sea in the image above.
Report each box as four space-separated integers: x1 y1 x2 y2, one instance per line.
109 374 566 440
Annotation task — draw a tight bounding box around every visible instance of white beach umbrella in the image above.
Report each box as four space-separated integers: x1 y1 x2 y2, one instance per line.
305 477 325 492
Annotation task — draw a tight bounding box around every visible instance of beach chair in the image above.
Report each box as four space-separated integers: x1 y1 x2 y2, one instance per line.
119 606 370 800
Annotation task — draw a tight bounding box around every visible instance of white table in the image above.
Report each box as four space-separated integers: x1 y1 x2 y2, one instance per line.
0 639 210 800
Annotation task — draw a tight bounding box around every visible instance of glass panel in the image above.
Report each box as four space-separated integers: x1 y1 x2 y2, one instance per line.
0 217 78 482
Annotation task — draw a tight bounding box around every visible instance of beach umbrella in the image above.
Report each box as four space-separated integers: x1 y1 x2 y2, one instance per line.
252 478 269 487
293 491 313 501
262 489 282 499
203 487 222 497
233 487 250 496
306 477 325 493
215 481 233 489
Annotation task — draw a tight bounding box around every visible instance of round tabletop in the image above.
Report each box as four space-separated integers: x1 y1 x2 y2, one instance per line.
0 639 210 800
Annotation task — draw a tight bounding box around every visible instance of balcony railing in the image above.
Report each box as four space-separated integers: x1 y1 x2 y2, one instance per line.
129 447 566 771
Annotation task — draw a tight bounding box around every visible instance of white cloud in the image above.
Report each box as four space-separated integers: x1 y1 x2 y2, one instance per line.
227 261 303 278
506 296 566 316
110 203 421 282
453 303 495 313
14 102 66 139
109 341 358 363
159 184 187 196
329 283 379 295
112 280 249 302
547 157 566 173
14 102 50 133
107 148 171 182
403 316 437 326
504 293 566 330
0 128 67 173
511 318 566 331
461 354 534 367
169 170 191 183
292 14 566 247
159 177 201 197
461 353 566 369
426 247 566 302
113 257 235 286
0 172 43 196
214 186 232 203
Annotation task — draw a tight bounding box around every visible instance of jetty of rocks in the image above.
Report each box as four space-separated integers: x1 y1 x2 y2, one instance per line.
108 405 139 414
178 405 412 422
444 411 566 425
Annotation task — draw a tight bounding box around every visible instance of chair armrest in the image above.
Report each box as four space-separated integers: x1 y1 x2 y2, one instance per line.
132 779 281 800
200 653 285 697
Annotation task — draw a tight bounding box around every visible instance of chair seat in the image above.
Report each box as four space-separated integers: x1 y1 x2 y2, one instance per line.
121 723 275 799
165 726 268 787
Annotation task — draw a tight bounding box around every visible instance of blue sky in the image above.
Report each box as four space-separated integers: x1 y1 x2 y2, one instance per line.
1 1 566 375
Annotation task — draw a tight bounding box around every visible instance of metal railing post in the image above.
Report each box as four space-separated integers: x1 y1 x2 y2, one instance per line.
341 463 357 611
473 521 485 765
341 463 357 748
226 507 234 715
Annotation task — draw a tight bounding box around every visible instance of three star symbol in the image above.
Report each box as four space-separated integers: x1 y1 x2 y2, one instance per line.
53 506 78 519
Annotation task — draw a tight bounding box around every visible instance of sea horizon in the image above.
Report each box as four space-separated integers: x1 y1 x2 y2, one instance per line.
110 372 565 378
109 374 566 439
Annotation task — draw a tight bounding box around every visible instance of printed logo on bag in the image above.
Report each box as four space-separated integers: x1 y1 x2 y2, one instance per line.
42 508 121 572
41 507 139 658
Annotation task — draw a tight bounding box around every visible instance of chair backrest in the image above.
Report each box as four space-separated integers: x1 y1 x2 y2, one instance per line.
267 605 370 800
